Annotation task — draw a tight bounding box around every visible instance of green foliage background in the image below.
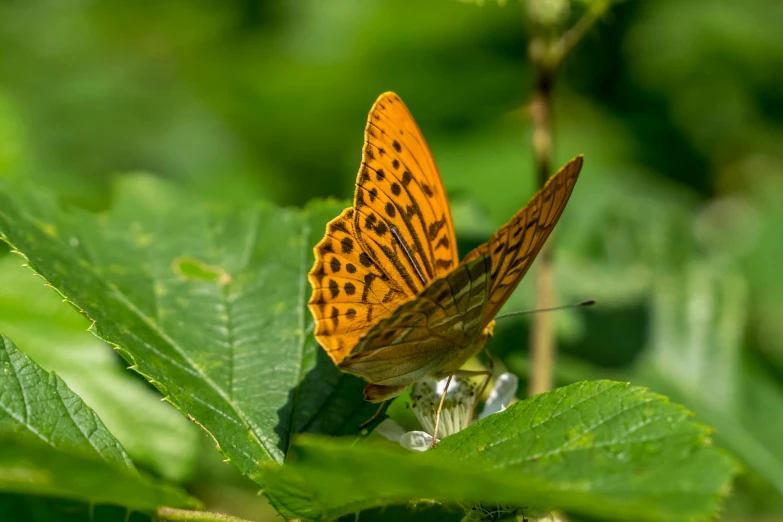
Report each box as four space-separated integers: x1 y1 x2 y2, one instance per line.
0 0 782 521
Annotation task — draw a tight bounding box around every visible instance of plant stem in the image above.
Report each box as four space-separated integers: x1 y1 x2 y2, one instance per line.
157 507 255 522
528 71 555 397
525 0 612 397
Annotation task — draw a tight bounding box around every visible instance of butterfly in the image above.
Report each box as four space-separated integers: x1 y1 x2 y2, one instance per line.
308 92 582 422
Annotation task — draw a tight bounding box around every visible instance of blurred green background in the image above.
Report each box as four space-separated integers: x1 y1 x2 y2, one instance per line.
1 0 782 520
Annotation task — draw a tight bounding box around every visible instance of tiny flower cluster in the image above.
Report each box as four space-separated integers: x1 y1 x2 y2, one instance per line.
377 372 519 451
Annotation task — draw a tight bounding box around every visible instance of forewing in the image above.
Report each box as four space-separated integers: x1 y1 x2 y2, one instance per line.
308 208 410 364
352 92 459 296
338 254 492 386
463 155 583 326
308 92 458 364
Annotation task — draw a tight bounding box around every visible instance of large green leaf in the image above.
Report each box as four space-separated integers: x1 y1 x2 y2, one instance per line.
263 380 737 522
0 494 153 522
0 335 196 509
0 178 379 481
0 256 200 482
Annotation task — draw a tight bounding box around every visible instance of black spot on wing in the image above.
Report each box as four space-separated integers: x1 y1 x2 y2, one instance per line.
341 237 354 254
319 241 333 255
330 258 341 273
427 218 447 241
362 273 377 301
435 236 449 250
435 259 454 270
330 221 348 234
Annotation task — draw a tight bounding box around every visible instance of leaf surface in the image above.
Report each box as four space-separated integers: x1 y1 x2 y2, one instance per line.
0 178 379 482
263 381 737 522
0 256 200 481
0 335 195 509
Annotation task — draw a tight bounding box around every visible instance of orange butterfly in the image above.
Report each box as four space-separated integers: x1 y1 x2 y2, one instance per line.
308 92 582 429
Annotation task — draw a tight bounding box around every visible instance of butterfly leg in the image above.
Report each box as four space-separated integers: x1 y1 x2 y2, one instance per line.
364 383 407 402
356 383 407 431
431 373 454 449
358 401 386 431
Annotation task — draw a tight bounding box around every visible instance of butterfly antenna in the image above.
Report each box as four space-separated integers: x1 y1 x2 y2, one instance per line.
495 299 595 321
358 401 386 431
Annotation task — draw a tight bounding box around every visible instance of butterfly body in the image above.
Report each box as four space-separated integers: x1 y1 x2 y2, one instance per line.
339 253 496 401
308 92 582 404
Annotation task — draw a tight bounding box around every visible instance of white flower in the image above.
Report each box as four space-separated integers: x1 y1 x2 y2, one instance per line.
477 372 518 419
377 372 519 451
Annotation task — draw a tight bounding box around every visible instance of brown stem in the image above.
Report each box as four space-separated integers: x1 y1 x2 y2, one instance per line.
528 69 556 397
525 1 612 397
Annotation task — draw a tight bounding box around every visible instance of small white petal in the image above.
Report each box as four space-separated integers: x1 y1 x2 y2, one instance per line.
479 372 519 419
375 419 407 443
400 431 433 452
435 375 461 395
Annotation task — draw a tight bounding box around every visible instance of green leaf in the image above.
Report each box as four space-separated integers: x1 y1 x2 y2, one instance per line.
0 494 153 522
262 380 737 522
0 256 200 482
0 178 379 482
0 92 25 177
0 335 196 509
336 503 464 522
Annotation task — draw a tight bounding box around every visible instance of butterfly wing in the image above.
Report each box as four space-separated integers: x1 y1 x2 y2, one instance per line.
463 155 583 327
351 93 459 295
310 92 582 383
339 253 492 388
308 208 410 364
309 92 459 363
323 156 582 380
